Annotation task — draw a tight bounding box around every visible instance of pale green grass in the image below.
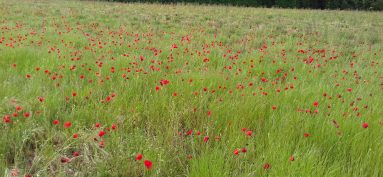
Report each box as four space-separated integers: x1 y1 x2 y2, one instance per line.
0 0 383 176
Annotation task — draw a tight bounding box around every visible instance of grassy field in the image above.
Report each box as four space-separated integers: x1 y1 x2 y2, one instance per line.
1 0 383 176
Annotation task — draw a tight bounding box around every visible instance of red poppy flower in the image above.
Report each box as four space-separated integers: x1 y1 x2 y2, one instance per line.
64 121 72 128
159 79 169 86
362 122 368 128
99 141 105 148
106 96 111 102
155 86 160 91
53 120 59 125
136 153 143 161
73 152 79 157
289 156 295 161
3 115 11 123
23 112 30 118
233 149 239 155
73 133 78 139
16 106 23 112
263 163 270 170
144 160 153 170
186 130 193 136
203 136 209 142
98 130 106 137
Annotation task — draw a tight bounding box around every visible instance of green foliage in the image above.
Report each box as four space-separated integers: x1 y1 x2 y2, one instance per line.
372 0 383 10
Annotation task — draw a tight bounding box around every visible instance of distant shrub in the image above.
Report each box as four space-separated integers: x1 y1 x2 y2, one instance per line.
372 0 383 10
101 0 383 10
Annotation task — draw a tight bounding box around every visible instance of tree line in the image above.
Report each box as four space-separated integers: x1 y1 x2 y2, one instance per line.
103 0 383 10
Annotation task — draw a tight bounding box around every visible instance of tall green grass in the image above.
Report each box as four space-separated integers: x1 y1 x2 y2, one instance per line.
0 0 383 176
